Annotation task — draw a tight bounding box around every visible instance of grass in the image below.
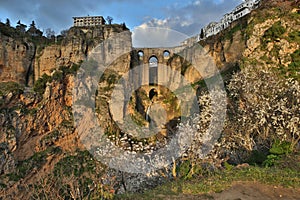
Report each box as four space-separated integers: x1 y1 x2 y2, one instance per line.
116 152 300 200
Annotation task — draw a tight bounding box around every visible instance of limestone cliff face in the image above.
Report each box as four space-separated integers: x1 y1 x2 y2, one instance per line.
196 0 299 76
34 25 128 81
199 17 249 71
34 31 86 80
0 34 35 84
0 24 128 86
0 0 299 197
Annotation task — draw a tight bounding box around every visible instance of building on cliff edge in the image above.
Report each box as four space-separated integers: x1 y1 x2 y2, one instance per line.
73 16 106 27
181 0 260 46
199 0 260 40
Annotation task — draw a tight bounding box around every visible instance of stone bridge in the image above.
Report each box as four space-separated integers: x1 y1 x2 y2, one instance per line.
112 46 197 133
131 47 185 95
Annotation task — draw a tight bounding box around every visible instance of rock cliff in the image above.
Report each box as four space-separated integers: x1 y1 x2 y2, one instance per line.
0 0 299 198
0 24 128 85
0 34 35 84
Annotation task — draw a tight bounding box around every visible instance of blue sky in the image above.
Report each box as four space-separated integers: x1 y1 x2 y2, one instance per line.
0 0 243 46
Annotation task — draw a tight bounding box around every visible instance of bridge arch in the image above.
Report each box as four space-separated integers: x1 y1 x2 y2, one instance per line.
149 88 158 100
148 56 158 85
138 50 144 60
149 55 158 67
163 50 170 59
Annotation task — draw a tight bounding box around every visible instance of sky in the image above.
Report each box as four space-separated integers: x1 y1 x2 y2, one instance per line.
0 0 243 47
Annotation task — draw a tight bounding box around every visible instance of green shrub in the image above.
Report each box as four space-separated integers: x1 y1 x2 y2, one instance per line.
178 160 192 179
261 140 293 167
279 49 300 81
58 63 80 76
247 150 268 165
263 154 280 167
290 49 300 62
8 147 61 181
224 22 246 40
0 182 7 189
33 62 82 96
52 70 63 81
269 140 293 155
33 74 51 95
0 81 24 96
53 150 97 177
288 31 300 44
223 161 234 171
40 130 60 146
263 21 286 40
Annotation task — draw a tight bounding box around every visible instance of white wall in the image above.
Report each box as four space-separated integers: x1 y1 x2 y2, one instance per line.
201 0 260 39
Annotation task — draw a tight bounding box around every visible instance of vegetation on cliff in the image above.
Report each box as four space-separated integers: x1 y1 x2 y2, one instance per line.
0 0 299 199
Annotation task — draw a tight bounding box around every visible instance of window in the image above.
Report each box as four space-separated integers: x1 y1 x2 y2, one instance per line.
163 50 170 59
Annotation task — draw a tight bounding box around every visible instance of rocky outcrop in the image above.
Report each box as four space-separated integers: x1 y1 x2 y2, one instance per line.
0 24 129 86
0 0 299 198
199 17 249 70
0 34 35 85
34 25 128 81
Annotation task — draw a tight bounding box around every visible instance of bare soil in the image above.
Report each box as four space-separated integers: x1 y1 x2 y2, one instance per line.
158 181 300 200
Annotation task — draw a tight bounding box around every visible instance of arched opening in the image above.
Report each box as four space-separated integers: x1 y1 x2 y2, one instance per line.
163 50 170 59
149 56 158 67
149 56 158 85
149 88 158 100
138 50 144 60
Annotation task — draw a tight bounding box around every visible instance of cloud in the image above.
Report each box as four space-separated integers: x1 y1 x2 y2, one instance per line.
132 26 189 47
135 0 243 37
132 0 242 47
0 0 243 47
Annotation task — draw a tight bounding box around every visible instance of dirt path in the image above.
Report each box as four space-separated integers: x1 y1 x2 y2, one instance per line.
158 182 300 200
212 182 300 200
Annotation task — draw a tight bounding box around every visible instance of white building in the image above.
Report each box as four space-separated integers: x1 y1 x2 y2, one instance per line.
199 0 260 40
73 16 106 27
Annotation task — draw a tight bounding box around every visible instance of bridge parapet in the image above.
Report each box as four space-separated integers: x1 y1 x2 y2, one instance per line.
133 48 173 65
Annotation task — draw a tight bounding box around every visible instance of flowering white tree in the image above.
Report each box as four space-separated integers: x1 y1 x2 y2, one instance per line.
226 66 300 152
180 66 299 164
177 88 227 162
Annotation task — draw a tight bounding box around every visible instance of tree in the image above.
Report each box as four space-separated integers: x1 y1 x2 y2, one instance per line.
45 28 55 39
60 29 68 37
106 16 113 25
121 22 127 30
30 20 36 28
16 20 27 33
225 66 300 159
200 28 204 39
27 20 43 37
5 18 10 27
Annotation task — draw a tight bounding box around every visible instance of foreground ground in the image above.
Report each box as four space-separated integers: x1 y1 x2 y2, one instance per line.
117 152 300 200
150 182 300 200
